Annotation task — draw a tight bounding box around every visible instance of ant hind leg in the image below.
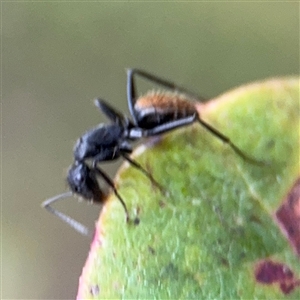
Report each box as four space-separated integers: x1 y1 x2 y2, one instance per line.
196 117 265 166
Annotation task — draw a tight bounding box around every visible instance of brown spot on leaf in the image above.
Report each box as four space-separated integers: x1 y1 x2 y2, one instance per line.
133 206 141 225
159 200 166 208
275 178 300 257
148 246 156 255
134 217 140 225
255 260 300 294
249 214 262 225
89 285 100 296
220 257 229 267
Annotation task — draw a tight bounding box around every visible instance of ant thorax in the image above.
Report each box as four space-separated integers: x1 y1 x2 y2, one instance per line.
73 123 125 162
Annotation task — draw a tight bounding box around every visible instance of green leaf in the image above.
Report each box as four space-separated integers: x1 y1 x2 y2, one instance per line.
77 77 300 299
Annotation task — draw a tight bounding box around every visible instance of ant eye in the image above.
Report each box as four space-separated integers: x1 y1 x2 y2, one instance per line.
75 173 84 184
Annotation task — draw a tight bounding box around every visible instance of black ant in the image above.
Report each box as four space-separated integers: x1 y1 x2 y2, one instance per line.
43 69 264 235
42 99 166 235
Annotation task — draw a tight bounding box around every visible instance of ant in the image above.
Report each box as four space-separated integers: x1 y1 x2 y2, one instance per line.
43 69 264 235
42 99 169 235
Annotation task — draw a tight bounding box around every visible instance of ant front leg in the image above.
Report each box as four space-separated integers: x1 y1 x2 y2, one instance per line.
94 98 132 127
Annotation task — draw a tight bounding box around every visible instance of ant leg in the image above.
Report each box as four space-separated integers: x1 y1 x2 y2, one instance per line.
94 98 132 127
129 115 197 138
127 69 139 125
93 165 130 222
126 68 207 123
42 192 90 236
197 117 265 166
121 152 165 192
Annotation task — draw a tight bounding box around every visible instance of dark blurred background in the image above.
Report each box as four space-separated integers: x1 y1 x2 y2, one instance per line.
2 2 299 299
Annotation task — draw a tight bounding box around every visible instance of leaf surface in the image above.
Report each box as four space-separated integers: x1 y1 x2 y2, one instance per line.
77 77 300 299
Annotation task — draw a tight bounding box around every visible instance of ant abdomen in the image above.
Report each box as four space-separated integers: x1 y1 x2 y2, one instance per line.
134 91 197 129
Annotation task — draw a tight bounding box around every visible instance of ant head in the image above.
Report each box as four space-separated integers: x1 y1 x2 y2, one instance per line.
67 161 104 203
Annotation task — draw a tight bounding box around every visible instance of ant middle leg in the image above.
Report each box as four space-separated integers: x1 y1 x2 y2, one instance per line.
121 152 165 192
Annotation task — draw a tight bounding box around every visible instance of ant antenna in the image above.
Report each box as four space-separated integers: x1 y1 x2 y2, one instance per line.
42 192 90 236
